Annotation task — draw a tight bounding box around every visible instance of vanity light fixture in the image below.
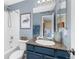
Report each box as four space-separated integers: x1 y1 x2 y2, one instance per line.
46 0 51 2
46 0 54 2
37 0 50 4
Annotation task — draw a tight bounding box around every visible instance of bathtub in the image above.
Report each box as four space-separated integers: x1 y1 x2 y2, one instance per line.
4 46 19 59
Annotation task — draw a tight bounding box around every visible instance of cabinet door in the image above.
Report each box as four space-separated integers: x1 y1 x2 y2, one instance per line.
55 50 70 59
27 44 34 51
27 51 43 59
55 57 70 59
44 55 55 59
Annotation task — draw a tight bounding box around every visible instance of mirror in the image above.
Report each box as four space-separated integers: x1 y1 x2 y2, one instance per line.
55 0 67 31
41 14 54 39
54 0 67 42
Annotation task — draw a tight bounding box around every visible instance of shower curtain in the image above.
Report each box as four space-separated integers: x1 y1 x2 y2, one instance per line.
4 9 20 52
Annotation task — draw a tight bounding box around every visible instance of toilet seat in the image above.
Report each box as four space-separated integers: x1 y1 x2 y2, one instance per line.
9 50 24 59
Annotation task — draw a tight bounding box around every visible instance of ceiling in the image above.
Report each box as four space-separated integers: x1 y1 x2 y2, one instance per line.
4 0 25 6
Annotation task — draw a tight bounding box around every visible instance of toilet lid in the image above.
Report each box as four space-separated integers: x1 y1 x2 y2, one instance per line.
9 50 24 59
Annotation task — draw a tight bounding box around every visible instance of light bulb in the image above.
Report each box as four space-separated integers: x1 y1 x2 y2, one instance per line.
42 0 46 2
37 0 41 4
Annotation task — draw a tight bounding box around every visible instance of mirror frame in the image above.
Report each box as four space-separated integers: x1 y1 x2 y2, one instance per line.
40 13 54 39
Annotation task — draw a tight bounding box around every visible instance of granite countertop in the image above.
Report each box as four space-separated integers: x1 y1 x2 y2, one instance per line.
26 39 69 51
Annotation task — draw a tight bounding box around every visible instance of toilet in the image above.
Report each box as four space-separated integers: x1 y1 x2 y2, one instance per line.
9 40 27 59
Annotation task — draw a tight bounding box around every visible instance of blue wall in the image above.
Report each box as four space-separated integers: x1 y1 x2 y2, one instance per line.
33 11 52 25
8 0 37 38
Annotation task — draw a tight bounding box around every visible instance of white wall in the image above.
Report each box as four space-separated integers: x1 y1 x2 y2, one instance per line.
71 0 75 59
4 9 10 51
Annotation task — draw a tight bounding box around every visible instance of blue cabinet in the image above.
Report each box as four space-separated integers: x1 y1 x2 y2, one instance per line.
27 51 43 59
55 57 70 59
34 46 54 56
27 44 34 51
44 55 55 59
27 44 70 59
55 50 70 59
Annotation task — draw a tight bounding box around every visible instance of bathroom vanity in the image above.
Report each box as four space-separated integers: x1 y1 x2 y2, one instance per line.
26 39 70 59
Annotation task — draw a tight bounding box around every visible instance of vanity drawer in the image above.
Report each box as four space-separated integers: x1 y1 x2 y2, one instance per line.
27 44 34 51
55 50 70 59
44 55 55 59
34 46 54 56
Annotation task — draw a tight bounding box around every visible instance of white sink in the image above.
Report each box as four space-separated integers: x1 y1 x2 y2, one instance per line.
35 40 55 46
